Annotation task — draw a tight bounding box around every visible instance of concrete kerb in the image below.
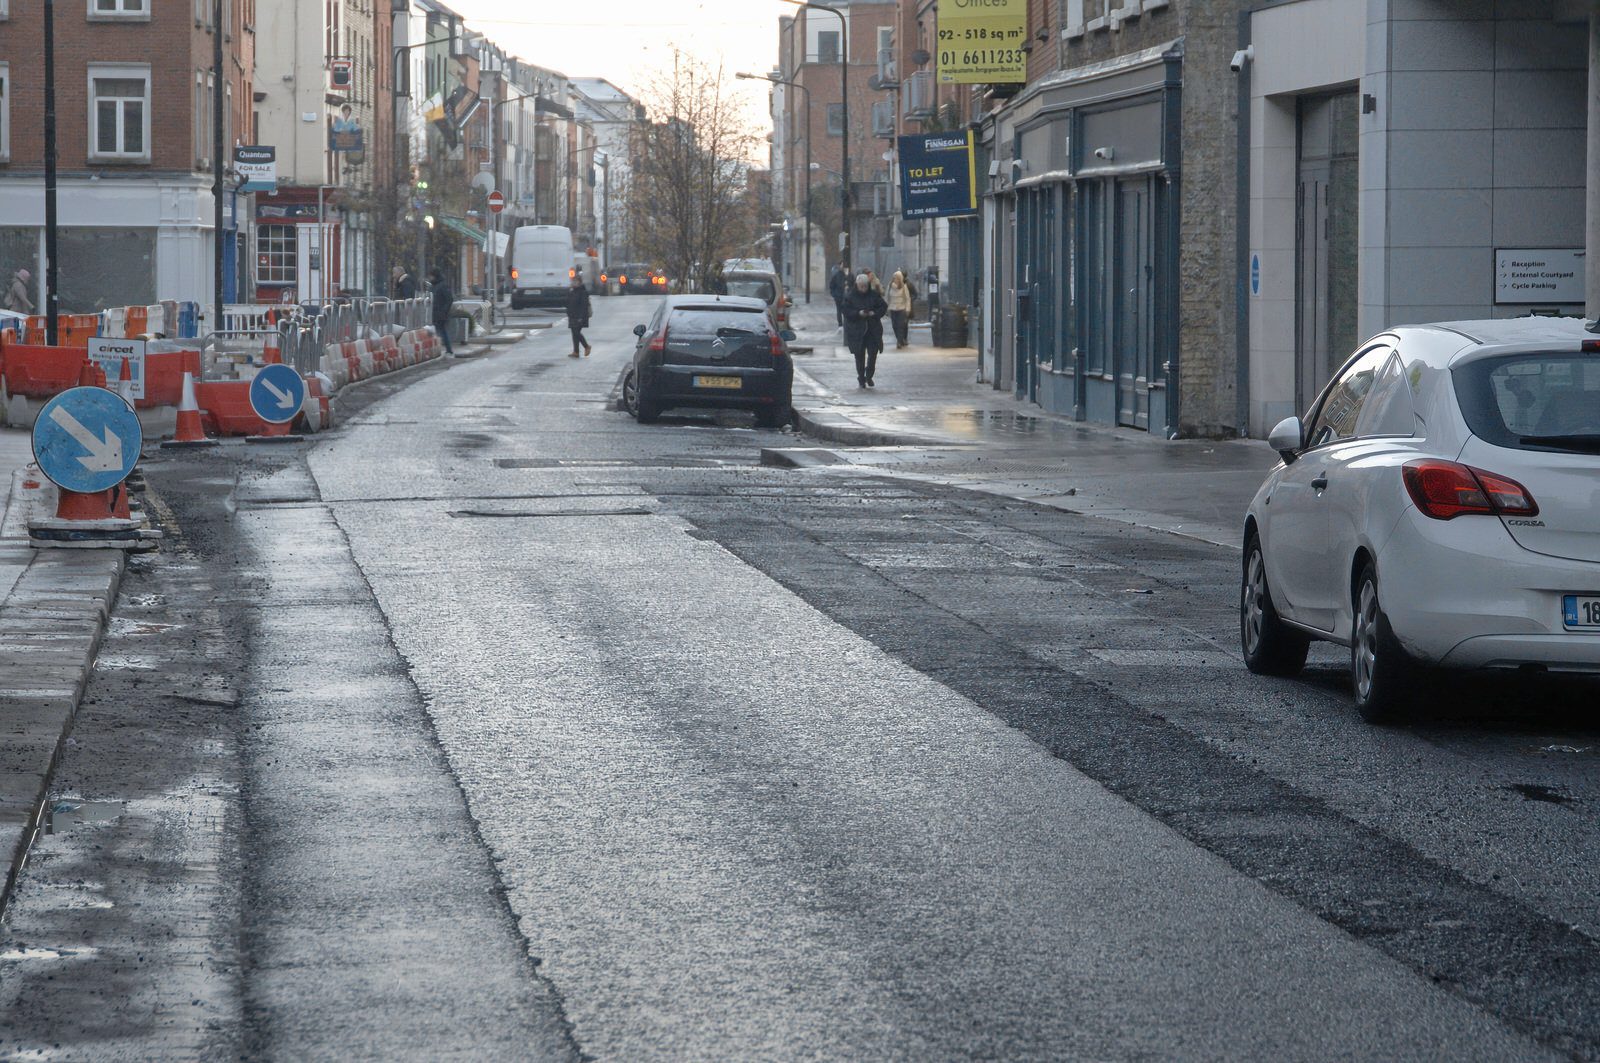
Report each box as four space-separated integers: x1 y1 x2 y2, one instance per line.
0 546 123 918
789 406 953 449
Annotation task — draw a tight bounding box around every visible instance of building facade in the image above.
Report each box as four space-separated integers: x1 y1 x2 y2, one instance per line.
1242 0 1592 436
0 0 255 320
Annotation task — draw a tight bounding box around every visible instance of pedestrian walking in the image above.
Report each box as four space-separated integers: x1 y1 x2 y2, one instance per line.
841 273 888 389
565 274 592 358
827 261 849 328
392 265 418 301
887 270 913 349
428 268 455 356
5 268 32 315
865 269 885 296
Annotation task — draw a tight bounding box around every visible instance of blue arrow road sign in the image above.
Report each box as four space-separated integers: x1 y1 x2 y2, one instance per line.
32 387 142 494
250 364 306 425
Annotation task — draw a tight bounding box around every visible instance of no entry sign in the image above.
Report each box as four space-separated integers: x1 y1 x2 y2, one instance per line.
487 191 505 214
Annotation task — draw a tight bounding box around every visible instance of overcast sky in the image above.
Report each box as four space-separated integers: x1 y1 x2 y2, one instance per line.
444 0 795 139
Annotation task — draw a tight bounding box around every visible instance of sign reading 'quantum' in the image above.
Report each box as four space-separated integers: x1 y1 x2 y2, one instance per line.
898 132 978 220
937 0 1028 85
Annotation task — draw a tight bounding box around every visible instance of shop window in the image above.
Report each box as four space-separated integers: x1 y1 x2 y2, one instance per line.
89 0 148 19
88 67 150 161
257 224 297 285
0 229 35 301
57 229 155 313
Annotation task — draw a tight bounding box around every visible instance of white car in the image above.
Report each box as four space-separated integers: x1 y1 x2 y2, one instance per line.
1242 318 1600 721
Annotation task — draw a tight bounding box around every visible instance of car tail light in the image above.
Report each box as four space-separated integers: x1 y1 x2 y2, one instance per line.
648 326 667 354
569 268 576 279
769 331 785 359
1402 459 1539 520
619 274 628 285
509 268 519 280
600 273 608 283
1583 339 1600 353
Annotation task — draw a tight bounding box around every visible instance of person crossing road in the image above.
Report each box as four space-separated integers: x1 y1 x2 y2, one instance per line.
566 274 593 358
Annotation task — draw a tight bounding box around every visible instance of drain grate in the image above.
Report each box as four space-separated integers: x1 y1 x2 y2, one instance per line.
494 457 723 469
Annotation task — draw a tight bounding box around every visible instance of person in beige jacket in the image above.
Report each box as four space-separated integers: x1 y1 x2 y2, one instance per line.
5 269 33 315
887 270 913 349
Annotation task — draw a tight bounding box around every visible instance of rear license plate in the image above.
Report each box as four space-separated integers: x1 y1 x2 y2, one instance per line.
693 375 742 390
1561 595 1600 631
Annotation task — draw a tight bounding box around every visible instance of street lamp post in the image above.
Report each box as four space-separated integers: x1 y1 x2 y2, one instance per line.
783 0 849 270
738 71 812 303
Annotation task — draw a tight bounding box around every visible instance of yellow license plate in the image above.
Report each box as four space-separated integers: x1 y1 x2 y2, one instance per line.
693 375 742 389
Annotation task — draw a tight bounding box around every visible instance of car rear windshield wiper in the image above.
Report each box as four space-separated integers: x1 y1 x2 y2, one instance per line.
1519 434 1600 453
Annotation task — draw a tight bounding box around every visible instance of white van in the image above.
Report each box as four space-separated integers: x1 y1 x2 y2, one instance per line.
508 225 574 309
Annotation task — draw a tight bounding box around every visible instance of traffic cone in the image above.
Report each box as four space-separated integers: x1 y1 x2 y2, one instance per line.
262 335 283 364
116 356 135 405
161 371 218 449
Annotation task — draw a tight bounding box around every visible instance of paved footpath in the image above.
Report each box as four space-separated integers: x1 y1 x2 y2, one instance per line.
0 426 125 913
783 302 1274 548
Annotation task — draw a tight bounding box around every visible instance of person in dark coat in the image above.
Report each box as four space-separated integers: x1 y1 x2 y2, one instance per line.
565 274 592 358
827 261 850 328
429 269 455 355
392 265 418 300
841 273 888 388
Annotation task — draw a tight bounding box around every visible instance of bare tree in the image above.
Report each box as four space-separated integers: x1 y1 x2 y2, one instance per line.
630 49 763 292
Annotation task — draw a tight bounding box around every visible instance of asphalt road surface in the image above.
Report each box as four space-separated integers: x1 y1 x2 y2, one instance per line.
3 296 1598 1061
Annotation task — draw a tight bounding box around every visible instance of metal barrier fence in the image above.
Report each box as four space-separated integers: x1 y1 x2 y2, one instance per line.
211 297 434 374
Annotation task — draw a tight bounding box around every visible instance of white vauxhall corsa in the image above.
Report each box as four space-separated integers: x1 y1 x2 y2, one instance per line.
1241 318 1600 721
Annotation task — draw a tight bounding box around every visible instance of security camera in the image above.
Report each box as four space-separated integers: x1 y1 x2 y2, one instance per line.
1230 46 1254 72
1092 147 1114 161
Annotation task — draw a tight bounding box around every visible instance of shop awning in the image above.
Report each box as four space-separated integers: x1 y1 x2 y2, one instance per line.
437 215 487 245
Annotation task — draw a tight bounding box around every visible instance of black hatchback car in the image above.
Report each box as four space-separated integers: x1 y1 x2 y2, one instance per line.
625 296 796 427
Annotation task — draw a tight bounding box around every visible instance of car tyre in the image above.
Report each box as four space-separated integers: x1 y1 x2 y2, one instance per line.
754 403 790 429
1240 534 1310 677
1351 562 1416 724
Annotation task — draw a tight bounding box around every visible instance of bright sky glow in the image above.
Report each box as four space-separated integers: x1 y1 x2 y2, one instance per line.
442 0 797 139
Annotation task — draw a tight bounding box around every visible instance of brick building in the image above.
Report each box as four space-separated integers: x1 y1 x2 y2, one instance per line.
0 0 256 318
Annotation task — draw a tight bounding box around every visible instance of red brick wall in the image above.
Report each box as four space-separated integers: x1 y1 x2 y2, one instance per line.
0 0 253 174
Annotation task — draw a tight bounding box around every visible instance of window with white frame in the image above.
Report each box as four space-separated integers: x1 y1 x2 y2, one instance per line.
88 66 150 161
89 0 149 20
0 66 8 161
257 225 297 284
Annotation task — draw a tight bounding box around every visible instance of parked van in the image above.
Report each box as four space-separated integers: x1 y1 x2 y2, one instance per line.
508 225 574 309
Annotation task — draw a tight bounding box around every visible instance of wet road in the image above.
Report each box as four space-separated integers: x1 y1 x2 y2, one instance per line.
4 297 1600 1059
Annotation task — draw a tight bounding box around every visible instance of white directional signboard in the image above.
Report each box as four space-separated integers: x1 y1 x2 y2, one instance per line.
249 363 306 425
87 337 147 400
1495 249 1584 304
32 387 142 494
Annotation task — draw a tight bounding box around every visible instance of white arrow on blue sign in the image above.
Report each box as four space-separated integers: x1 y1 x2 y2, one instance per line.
32 387 143 494
249 364 306 425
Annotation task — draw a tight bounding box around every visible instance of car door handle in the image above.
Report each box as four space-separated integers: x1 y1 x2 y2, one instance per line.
1311 476 1329 491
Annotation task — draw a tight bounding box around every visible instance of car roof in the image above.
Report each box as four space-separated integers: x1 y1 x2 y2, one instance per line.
664 295 768 312
1418 317 1591 347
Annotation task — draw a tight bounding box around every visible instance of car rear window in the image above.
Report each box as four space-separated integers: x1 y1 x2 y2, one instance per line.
667 308 769 339
1453 353 1600 452
725 279 776 303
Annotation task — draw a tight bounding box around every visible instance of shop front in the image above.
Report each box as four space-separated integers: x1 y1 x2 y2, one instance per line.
985 41 1182 434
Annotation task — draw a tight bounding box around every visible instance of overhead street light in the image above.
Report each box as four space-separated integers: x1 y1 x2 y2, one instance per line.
781 0 850 269
738 70 813 303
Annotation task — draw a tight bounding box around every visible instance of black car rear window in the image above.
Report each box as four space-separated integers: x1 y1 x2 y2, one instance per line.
1452 352 1600 452
667 308 769 339
725 279 776 303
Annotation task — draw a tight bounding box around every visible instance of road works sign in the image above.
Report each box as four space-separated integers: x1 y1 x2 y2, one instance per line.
87 337 147 400
937 0 1028 84
898 131 979 219
32 387 142 494
249 364 306 425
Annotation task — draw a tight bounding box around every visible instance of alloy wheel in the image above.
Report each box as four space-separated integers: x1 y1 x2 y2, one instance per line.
1354 580 1380 702
1243 550 1267 656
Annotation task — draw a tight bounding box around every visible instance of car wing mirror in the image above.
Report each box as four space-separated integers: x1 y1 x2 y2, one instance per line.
779 329 797 342
633 324 647 337
1268 416 1303 463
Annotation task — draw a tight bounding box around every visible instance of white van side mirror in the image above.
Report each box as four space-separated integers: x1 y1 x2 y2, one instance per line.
1268 417 1303 463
